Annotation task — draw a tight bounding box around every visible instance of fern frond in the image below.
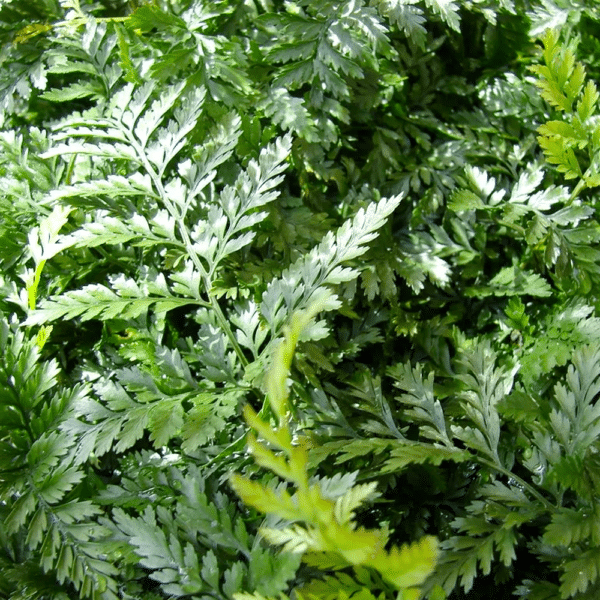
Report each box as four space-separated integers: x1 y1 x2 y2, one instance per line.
449 162 596 281
307 438 392 470
42 20 121 103
25 280 202 325
381 443 471 473
257 87 319 142
0 314 118 598
531 28 600 194
519 300 600 387
230 294 439 596
544 505 600 547
452 340 517 467
46 173 156 207
373 0 460 48
261 194 402 336
433 501 531 596
559 547 600 598
465 266 553 298
110 463 301 598
192 133 292 278
388 361 453 446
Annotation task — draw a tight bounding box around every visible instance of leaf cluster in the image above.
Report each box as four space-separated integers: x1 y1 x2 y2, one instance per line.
2 1 600 600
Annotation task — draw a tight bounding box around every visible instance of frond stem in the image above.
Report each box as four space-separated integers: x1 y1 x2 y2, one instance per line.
128 135 249 368
476 456 557 512
209 293 249 368
567 171 589 205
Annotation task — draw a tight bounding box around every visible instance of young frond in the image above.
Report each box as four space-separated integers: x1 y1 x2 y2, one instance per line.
230 295 438 596
531 28 600 194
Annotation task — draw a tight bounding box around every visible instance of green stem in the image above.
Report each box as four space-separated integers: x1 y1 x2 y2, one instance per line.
63 154 77 186
94 16 130 23
477 456 557 513
209 294 249 368
127 132 250 369
567 172 589 205
493 217 527 237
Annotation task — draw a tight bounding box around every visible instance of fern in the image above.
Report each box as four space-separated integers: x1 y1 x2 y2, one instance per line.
261 194 402 336
372 0 460 49
531 28 600 197
386 341 600 599
0 313 119 599
448 159 600 287
24 69 401 459
255 1 394 148
230 294 439 600
93 456 300 599
25 79 292 363
513 299 600 391
4 3 600 600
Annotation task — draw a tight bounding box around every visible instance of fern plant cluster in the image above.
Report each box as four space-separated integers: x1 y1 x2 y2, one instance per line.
2 0 600 599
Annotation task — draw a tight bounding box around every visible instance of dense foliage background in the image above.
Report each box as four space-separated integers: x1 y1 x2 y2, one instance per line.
2 1 600 599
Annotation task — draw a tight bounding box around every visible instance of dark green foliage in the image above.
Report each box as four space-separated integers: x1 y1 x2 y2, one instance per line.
2 1 600 599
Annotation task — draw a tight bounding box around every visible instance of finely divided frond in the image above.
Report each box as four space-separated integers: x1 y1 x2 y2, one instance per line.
0 314 118 599
388 361 453 446
191 133 292 278
452 341 517 467
25 280 200 325
261 194 402 335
